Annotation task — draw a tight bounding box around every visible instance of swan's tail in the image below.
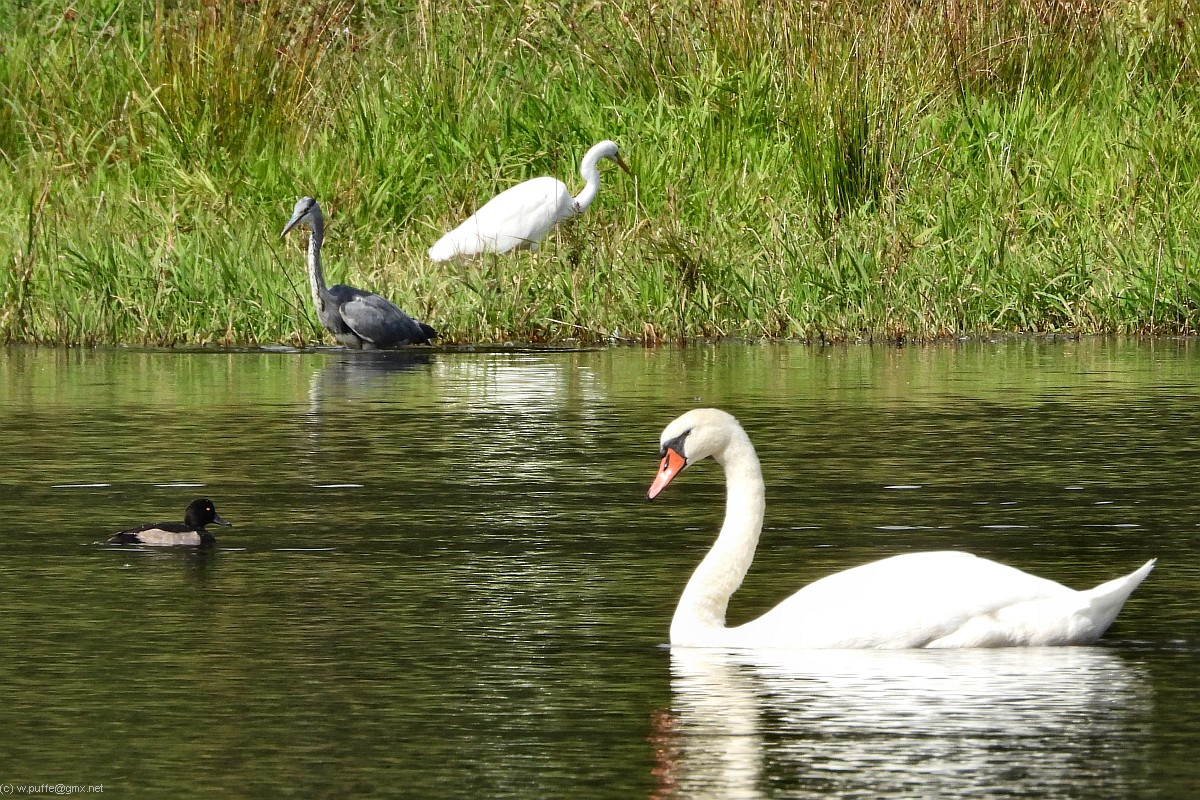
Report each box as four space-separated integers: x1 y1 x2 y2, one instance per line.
1080 558 1155 641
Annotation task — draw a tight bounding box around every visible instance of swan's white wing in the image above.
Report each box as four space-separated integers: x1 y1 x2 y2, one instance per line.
429 177 573 259
732 552 1077 649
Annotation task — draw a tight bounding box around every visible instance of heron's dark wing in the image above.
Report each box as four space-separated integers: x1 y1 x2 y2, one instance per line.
331 287 437 346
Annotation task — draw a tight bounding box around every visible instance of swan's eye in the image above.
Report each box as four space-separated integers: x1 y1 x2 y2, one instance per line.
661 430 692 464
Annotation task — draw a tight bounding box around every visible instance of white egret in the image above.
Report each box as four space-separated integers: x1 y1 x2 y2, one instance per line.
649 408 1156 649
428 140 631 261
281 197 437 348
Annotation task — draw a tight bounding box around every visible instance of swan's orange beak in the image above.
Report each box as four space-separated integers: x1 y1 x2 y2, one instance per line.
648 447 686 500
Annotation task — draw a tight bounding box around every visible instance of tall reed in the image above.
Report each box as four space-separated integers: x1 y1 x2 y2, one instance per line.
2 0 1198 345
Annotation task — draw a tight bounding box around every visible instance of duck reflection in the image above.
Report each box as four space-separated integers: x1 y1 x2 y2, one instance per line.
106 546 220 586
655 646 1152 799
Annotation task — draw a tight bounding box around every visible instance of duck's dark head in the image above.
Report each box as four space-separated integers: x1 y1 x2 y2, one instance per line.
184 498 231 529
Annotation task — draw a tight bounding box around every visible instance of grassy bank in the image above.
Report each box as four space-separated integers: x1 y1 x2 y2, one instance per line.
2 0 1199 345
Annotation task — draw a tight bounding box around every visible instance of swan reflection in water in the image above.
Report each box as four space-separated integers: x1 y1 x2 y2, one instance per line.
652 647 1152 799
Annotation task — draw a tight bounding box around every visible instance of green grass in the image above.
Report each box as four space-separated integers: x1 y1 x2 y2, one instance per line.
2 0 1199 345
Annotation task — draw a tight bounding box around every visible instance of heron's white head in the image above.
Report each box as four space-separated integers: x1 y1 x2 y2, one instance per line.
280 196 322 238
647 408 742 499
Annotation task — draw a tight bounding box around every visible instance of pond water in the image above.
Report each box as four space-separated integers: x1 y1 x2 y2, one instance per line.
0 339 1197 798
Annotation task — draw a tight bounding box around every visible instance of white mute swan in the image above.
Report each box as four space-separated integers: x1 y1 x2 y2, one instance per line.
647 408 1156 649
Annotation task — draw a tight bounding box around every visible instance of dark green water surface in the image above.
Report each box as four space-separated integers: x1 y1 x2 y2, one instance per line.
1 340 1197 798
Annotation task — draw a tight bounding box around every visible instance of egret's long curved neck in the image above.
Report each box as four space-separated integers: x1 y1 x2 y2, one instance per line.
671 431 766 645
306 211 327 305
571 146 606 214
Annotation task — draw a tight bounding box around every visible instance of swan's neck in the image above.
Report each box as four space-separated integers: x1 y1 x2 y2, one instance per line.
571 146 606 214
671 432 765 646
306 212 327 310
